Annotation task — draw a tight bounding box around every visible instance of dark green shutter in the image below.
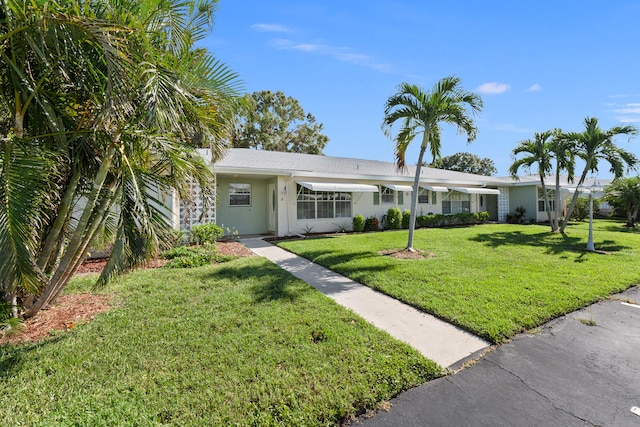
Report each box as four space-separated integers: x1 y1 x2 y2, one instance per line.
432 191 436 204
374 192 379 205
398 191 403 205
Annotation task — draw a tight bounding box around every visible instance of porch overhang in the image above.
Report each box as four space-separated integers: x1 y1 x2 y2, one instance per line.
420 184 449 192
297 182 379 192
383 184 414 192
449 187 501 195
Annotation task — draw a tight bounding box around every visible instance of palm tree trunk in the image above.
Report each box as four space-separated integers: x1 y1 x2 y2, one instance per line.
407 144 427 251
539 177 555 232
560 167 590 233
24 146 117 318
553 168 561 232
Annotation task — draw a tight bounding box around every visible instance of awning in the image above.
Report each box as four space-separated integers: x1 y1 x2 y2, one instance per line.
297 182 379 192
419 185 449 193
383 184 413 192
448 187 501 195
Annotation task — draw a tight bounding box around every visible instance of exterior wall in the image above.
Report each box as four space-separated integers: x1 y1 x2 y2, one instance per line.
216 177 269 235
508 186 537 222
498 186 509 222
280 178 439 236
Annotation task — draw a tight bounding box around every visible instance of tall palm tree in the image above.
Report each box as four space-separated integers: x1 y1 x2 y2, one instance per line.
382 77 483 251
509 131 556 231
549 130 576 231
559 117 638 233
1 0 241 319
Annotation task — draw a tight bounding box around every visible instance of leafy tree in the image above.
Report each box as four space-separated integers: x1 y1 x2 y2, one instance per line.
231 90 328 154
509 131 557 231
430 152 497 176
0 0 241 319
559 117 638 233
382 77 483 251
549 129 576 231
605 176 640 227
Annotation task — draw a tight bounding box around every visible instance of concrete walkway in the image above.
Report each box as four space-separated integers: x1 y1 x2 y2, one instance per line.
241 237 490 368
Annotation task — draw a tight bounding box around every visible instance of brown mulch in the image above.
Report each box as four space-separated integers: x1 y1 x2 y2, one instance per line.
2 241 256 345
378 248 436 259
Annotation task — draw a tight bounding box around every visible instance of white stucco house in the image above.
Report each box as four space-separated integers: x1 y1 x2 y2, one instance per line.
172 148 605 237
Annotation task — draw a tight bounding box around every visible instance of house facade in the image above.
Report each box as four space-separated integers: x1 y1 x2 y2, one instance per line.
175 149 600 237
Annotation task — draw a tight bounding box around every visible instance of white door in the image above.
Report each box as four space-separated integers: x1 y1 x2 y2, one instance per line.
268 183 276 233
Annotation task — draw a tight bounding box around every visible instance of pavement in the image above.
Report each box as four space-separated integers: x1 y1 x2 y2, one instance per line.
241 237 640 426
241 237 490 369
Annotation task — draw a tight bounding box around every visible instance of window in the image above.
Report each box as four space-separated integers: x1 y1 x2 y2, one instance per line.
229 183 251 206
297 185 351 219
418 188 429 204
381 186 395 204
442 192 470 214
537 188 556 212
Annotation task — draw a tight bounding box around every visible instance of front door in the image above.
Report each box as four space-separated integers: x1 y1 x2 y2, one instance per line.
268 183 276 233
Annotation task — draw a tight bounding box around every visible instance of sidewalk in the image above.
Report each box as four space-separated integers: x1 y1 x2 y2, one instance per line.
241 237 490 368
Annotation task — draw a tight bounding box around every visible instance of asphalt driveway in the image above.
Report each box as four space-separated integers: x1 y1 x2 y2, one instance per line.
359 286 640 427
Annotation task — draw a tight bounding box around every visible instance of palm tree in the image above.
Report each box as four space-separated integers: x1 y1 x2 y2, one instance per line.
559 117 638 233
381 77 483 251
605 176 640 227
509 131 556 231
1 0 241 319
549 130 576 231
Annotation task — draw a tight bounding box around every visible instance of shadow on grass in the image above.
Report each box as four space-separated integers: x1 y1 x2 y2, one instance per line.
0 335 66 379
203 262 312 304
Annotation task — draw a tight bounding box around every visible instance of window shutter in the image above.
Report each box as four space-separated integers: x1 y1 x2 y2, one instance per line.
373 192 379 205
432 191 437 204
398 191 403 205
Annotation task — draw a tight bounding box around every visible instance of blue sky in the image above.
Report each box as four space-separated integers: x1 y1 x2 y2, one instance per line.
205 1 640 178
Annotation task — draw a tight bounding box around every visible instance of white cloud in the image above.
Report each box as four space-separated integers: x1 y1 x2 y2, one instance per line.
476 82 510 94
527 83 542 92
493 123 534 133
270 38 396 74
251 23 292 33
613 103 640 123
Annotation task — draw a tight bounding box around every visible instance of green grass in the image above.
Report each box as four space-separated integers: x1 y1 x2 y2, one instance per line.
278 219 640 344
0 258 441 426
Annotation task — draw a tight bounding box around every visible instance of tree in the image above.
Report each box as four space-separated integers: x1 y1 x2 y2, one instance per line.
605 176 640 227
549 129 576 232
430 152 497 176
559 117 638 233
231 90 329 154
382 77 483 251
509 131 557 231
0 0 241 320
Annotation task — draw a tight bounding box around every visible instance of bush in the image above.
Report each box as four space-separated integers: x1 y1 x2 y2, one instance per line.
402 209 411 229
506 206 526 224
363 216 379 232
416 211 490 228
189 223 223 245
570 196 599 222
161 244 232 268
386 207 402 230
352 215 365 232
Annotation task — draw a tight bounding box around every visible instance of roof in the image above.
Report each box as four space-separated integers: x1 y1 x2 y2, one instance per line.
204 148 512 186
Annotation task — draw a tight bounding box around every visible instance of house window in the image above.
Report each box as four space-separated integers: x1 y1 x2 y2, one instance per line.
229 183 251 206
418 188 429 204
442 192 470 214
381 186 395 204
297 185 352 219
537 188 556 212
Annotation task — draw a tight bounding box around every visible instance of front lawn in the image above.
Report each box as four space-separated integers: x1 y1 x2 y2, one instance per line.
278 219 640 343
0 258 441 426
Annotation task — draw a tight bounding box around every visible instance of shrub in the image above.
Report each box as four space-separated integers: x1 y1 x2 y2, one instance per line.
386 207 402 229
506 206 526 224
570 196 599 222
189 223 223 245
402 209 411 229
352 214 365 232
161 244 232 268
363 216 379 232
